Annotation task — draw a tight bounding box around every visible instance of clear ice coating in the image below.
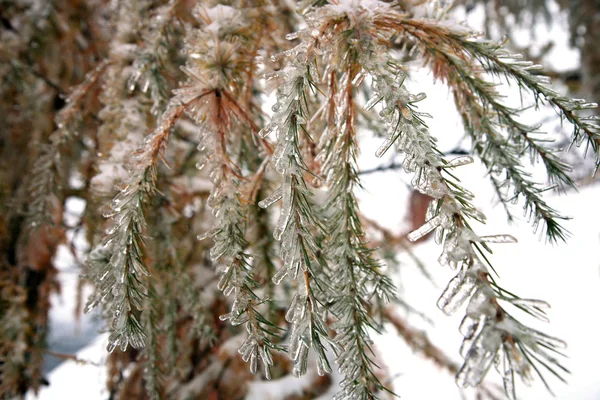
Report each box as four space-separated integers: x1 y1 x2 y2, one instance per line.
255 24 335 380
258 187 282 209
70 1 583 398
238 333 273 379
437 269 477 315
284 290 331 377
358 14 578 400
478 234 517 243
407 214 442 241
442 155 475 168
456 322 502 387
466 286 496 318
375 134 400 158
273 176 294 241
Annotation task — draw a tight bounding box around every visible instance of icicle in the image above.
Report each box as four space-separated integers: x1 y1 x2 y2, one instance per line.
508 298 550 309
442 156 474 169
577 102 598 110
437 270 477 315
316 356 331 376
459 315 482 340
407 214 442 242
409 92 426 103
434 225 445 245
516 325 567 349
258 187 283 209
272 265 289 285
479 234 517 243
273 176 294 240
258 123 276 138
285 32 300 40
197 227 218 241
375 135 398 158
364 95 383 111
351 70 367 86
292 345 309 377
196 156 209 171
522 64 544 71
466 286 496 318
285 293 300 322
239 338 254 362
503 371 517 400
457 323 502 387
250 353 258 373
581 115 600 121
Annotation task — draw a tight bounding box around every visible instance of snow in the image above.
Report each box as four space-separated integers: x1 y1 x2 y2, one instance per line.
370 181 600 400
328 0 390 15
28 334 109 400
246 369 322 400
43 197 101 373
43 244 100 372
196 4 243 34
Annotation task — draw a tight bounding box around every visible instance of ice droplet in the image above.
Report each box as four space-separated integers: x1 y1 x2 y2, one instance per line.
196 157 208 171
364 95 383 111
273 178 293 240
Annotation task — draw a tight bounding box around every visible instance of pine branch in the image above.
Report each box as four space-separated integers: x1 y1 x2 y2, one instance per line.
86 100 199 352
404 19 574 183
328 9 568 395
258 58 332 377
45 2 588 399
382 16 571 241
318 60 395 398
181 5 279 379
26 60 111 229
128 0 180 115
461 39 600 168
142 286 164 400
202 186 280 379
389 17 599 171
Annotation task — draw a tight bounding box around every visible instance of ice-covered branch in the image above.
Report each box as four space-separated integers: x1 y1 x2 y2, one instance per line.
345 13 568 396
380 16 572 241
128 0 180 115
318 61 395 398
258 48 332 377
86 98 204 352
384 16 599 171
202 187 279 379
27 60 111 228
384 309 505 400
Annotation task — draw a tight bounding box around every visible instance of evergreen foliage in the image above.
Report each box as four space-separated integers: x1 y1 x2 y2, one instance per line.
1 0 598 399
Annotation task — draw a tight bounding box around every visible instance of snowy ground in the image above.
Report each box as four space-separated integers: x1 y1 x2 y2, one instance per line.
40 198 102 373
30 2 600 399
